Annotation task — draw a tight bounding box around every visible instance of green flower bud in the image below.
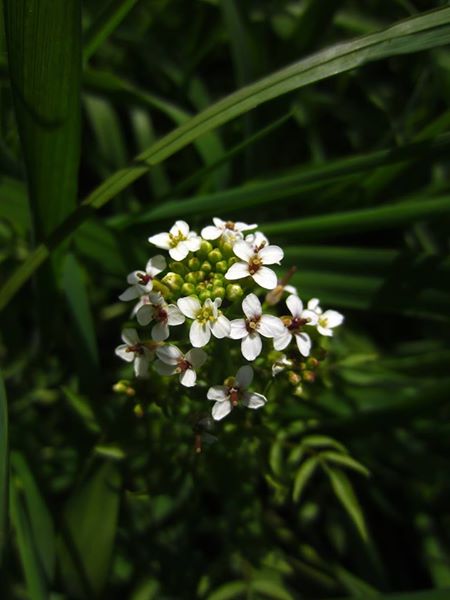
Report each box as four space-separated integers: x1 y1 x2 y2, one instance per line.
208 249 222 264
227 256 238 267
198 240 213 258
288 371 301 385
185 272 197 284
212 286 225 299
213 274 224 286
215 260 228 273
198 289 212 302
220 240 234 258
200 261 212 273
188 257 200 271
169 261 187 275
302 370 316 383
181 282 196 296
226 283 243 302
196 270 206 282
161 272 184 292
306 357 319 369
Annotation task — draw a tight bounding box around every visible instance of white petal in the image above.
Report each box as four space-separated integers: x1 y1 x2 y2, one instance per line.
207 385 229 401
190 320 211 347
233 240 254 262
136 305 154 326
152 321 169 341
167 304 185 326
323 310 344 328
259 245 284 265
242 391 266 409
213 217 225 228
284 285 298 296
317 325 333 337
149 291 164 305
119 286 141 301
115 344 134 362
177 296 201 319
180 368 196 387
154 359 177 376
302 309 318 325
156 344 182 365
126 271 144 285
173 220 189 236
273 330 292 351
295 332 311 357
258 314 285 338
146 255 166 276
235 365 253 388
241 333 262 361
185 348 207 369
148 232 170 249
225 262 249 280
212 400 232 421
201 225 221 240
169 242 189 261
211 314 231 338
307 298 321 312
242 293 261 319
235 221 257 232
229 319 247 339
134 353 151 378
185 236 201 252
121 328 139 345
252 266 278 290
286 294 303 317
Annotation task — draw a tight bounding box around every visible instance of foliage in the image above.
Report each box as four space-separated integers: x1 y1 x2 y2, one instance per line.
1 1 450 598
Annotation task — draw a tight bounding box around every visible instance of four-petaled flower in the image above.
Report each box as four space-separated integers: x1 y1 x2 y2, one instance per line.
119 255 166 302
274 295 317 356
115 329 154 378
244 231 269 253
207 366 267 421
225 240 283 289
177 296 230 347
201 218 256 242
149 220 201 261
136 292 185 341
307 298 344 336
154 345 207 387
230 293 284 361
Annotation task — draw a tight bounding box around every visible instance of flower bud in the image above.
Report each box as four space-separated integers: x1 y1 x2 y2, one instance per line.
213 274 224 286
208 249 222 264
198 289 212 302
288 371 301 385
302 370 316 383
226 283 243 302
162 272 184 292
134 404 144 417
200 261 212 273
212 286 225 299
181 282 196 296
198 240 213 258
227 256 238 267
169 262 187 276
188 257 200 271
306 357 319 369
219 239 234 257
196 270 206 282
113 380 131 394
215 260 228 274
185 272 197 284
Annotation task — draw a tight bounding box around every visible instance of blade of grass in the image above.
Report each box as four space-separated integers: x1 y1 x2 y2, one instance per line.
0 372 7 564
2 7 450 310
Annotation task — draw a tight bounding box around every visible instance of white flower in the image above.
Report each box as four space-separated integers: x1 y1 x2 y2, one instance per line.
118 255 166 302
207 365 267 421
148 220 201 261
136 292 185 341
307 298 344 337
154 345 207 387
201 218 257 242
244 231 269 252
274 295 318 357
177 296 230 348
115 329 153 378
272 354 293 377
229 293 285 361
225 240 283 290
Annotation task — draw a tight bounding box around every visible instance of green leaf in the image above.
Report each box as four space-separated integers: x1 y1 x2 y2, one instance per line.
2 7 450 310
301 435 348 453
320 452 370 477
292 456 319 503
207 580 247 600
323 465 368 541
0 371 7 563
62 386 101 435
251 579 294 600
59 462 122 599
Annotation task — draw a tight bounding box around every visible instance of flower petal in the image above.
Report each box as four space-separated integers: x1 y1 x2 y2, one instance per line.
235 365 253 388
154 359 177 376
211 314 231 338
307 298 321 312
169 242 189 261
180 368 196 387
152 321 169 341
213 217 225 228
317 324 332 337
224 261 249 280
229 319 247 339
323 310 344 328
259 245 284 265
167 304 186 326
173 220 189 236
146 254 166 276
242 293 261 319
252 266 278 290
201 225 221 240
148 232 170 249
177 296 201 319
235 221 257 232
212 400 232 421
302 309 318 325
119 285 141 301
115 344 134 362
190 320 211 347
241 332 262 361
233 240 254 262
207 385 229 401
185 348 207 369
185 236 201 252
136 305 154 326
258 314 285 338
286 294 303 317
295 332 311 356
122 328 139 345
156 344 182 365
134 353 150 378
273 330 292 351
242 391 266 409
284 284 298 296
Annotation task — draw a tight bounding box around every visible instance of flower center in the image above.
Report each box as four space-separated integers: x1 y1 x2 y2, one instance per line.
225 221 235 230
248 255 262 275
318 316 328 328
155 306 168 323
229 386 240 407
126 344 144 355
137 272 152 285
283 316 308 332
169 231 186 247
246 316 260 332
177 358 191 373
196 307 215 324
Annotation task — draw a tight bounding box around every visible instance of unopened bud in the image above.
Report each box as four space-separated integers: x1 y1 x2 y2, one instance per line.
200 261 212 273
208 249 222 264
133 404 144 418
181 282 196 296
306 357 319 369
113 380 130 394
227 256 238 267
185 272 197 284
213 274 224 286
198 289 212 302
162 272 184 292
288 371 301 385
212 286 225 299
188 257 200 271
220 240 234 257
302 370 316 383
198 240 213 258
226 284 243 302
196 270 206 282
298 361 307 371
215 260 228 273
169 262 186 275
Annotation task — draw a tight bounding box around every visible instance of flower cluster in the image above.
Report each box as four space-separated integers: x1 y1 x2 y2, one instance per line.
115 218 343 425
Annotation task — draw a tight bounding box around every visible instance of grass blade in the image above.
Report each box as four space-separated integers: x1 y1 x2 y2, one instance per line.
0 371 7 563
2 7 450 310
